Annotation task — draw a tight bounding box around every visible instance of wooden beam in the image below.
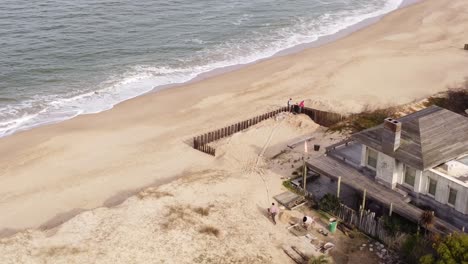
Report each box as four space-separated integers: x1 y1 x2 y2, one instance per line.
337 176 341 198
362 189 366 210
303 160 307 195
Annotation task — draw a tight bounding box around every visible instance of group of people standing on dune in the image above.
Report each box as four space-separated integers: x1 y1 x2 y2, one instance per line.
287 98 305 113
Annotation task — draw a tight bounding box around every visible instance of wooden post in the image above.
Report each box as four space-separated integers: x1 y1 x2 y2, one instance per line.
303 159 307 195
389 203 393 216
465 44 468 50
337 176 341 198
362 189 367 210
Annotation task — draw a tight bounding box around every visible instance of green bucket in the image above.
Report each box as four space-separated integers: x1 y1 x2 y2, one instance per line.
329 218 338 233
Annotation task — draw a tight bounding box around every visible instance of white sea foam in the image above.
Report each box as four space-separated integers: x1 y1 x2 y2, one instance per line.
0 0 403 138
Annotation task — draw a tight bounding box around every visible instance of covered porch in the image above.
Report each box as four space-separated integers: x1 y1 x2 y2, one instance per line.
306 151 460 234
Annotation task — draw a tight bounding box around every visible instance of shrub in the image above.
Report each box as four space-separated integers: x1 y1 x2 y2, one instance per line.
193 206 210 216
328 106 398 133
199 226 220 237
382 214 418 236
308 255 329 264
400 234 432 264
424 87 468 115
420 210 435 235
419 233 468 264
318 193 340 213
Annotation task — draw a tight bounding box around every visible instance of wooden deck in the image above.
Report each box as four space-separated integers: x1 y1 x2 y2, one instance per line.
307 155 460 234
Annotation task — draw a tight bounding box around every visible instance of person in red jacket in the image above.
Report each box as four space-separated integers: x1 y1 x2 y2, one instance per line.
297 100 305 113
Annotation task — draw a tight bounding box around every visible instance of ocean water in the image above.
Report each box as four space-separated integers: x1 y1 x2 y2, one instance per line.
0 0 403 137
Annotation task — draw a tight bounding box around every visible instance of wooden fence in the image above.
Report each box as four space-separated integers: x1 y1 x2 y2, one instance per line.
193 106 345 156
301 107 344 127
334 203 406 247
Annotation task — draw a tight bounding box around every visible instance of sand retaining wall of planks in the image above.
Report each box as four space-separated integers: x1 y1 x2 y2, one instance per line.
193 106 345 156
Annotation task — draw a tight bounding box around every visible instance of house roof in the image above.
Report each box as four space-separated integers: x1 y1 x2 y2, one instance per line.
352 106 468 170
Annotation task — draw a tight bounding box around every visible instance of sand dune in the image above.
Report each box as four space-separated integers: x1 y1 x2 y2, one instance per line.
0 114 338 263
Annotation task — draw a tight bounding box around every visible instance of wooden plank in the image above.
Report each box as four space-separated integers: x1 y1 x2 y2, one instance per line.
291 246 308 261
283 249 302 264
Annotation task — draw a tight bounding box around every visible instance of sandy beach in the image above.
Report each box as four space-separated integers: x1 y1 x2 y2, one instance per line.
1 0 468 262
